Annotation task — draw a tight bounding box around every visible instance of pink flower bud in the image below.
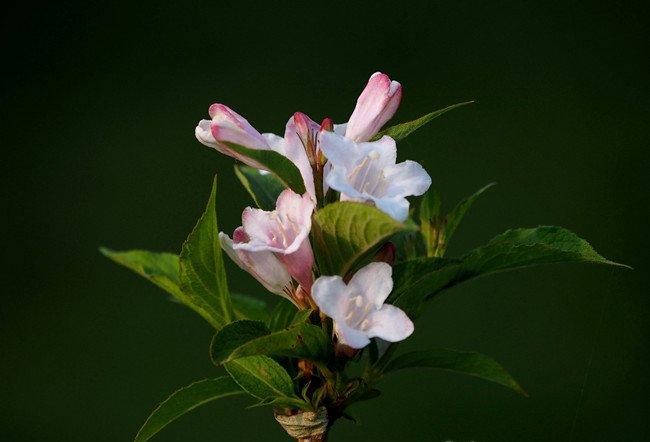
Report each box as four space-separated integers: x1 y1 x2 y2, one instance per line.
345 72 402 142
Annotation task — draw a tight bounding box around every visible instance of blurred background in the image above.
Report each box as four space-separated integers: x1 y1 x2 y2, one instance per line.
1 1 647 440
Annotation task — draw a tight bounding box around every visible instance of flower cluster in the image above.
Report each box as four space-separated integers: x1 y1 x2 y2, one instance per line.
104 70 619 441
197 72 428 348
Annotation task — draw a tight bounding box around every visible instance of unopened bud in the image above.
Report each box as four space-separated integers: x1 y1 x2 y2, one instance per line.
294 112 318 166
319 117 334 132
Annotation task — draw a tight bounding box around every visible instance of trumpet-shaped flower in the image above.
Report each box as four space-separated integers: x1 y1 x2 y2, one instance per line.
230 189 315 290
219 229 292 299
312 262 414 349
345 72 402 142
319 131 431 221
195 104 271 169
195 72 401 201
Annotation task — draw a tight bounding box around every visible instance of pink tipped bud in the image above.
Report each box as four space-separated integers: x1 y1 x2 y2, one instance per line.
293 112 311 135
345 72 402 142
292 112 319 166
319 117 334 132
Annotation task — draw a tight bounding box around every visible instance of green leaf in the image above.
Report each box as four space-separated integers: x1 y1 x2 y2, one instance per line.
419 189 443 257
179 176 233 329
372 101 474 142
418 183 494 257
100 248 224 328
100 249 263 326
225 143 306 195
419 188 442 224
133 377 243 442
234 165 284 211
224 355 298 403
383 348 527 396
392 226 627 315
267 299 299 331
444 182 496 249
231 292 269 322
290 309 313 325
211 320 270 363
211 320 329 364
312 202 409 276
100 248 183 298
228 321 328 362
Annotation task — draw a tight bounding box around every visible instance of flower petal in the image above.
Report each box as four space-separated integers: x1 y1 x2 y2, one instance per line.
325 167 364 201
365 304 414 343
195 119 218 147
209 104 269 150
261 132 286 151
373 196 410 222
348 262 393 308
383 160 432 198
218 231 291 296
333 122 348 136
237 190 313 254
357 135 397 169
311 275 350 319
335 321 371 349
282 114 318 200
277 237 314 290
345 72 402 142
318 131 363 168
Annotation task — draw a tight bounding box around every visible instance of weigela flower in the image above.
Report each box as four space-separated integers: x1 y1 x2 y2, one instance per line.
195 72 402 201
219 229 293 300
196 104 318 200
195 104 271 168
318 131 431 221
312 262 414 349
344 72 402 142
221 189 315 292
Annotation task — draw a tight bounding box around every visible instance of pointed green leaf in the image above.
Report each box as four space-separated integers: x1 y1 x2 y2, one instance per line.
419 189 443 257
419 188 442 224
234 165 285 211
211 320 329 364
371 101 474 142
211 320 270 363
100 249 224 328
444 182 496 249
100 248 183 298
224 355 296 401
231 292 269 322
225 143 306 195
383 348 526 396
133 377 244 442
392 226 627 315
290 309 313 326
179 176 233 329
267 299 299 331
312 202 409 276
100 249 265 326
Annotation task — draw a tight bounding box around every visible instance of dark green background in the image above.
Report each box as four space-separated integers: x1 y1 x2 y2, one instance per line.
2 1 647 440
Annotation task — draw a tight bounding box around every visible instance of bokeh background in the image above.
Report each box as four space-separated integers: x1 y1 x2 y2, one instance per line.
2 1 647 441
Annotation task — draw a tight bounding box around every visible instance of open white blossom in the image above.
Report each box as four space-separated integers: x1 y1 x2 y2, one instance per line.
311 262 414 349
318 131 432 221
232 189 315 290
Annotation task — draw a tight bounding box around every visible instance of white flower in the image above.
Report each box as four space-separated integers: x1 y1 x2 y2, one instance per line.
229 189 315 290
318 131 432 221
311 262 414 349
195 72 402 202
